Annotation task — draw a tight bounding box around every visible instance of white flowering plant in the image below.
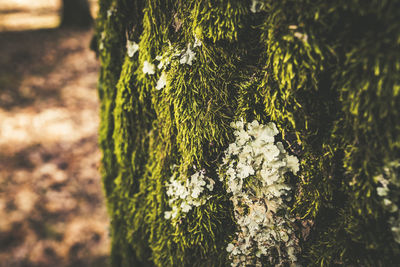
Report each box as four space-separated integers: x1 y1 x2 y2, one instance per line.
164 166 215 224
220 120 301 266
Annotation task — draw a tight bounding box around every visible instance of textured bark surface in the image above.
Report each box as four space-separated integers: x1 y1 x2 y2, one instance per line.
61 0 93 28
94 0 400 266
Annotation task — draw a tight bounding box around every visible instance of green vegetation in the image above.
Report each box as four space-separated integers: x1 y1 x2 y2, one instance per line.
94 0 400 266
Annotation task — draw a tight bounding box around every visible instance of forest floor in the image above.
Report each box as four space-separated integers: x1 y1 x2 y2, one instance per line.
0 3 110 267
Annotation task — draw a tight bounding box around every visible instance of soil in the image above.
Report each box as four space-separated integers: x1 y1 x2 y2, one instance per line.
0 7 110 267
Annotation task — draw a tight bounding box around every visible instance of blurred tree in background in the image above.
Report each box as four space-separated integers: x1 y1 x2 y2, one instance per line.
61 0 92 28
94 0 400 266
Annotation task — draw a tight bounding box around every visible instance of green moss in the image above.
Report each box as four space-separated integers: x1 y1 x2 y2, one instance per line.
95 0 400 266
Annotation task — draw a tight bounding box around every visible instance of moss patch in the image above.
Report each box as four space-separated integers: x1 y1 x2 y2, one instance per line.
95 0 400 266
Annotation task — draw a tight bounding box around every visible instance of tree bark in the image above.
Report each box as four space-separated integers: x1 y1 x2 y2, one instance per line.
60 0 93 28
95 1 400 266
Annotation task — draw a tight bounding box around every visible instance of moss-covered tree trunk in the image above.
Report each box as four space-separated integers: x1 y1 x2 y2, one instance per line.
94 0 400 266
61 0 93 28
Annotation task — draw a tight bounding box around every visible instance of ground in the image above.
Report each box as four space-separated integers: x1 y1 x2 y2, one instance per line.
0 1 110 266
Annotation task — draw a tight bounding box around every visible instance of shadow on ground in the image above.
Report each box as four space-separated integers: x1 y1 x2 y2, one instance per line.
0 26 110 267
0 28 98 110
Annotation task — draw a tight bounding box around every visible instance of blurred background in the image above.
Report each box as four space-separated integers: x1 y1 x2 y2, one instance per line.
0 1 111 266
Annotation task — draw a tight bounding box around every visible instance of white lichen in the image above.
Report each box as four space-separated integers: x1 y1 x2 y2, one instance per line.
250 0 264 13
164 167 215 222
156 71 167 90
99 32 106 51
142 61 155 75
374 160 400 243
220 120 301 266
149 37 200 90
126 40 139 57
180 44 197 66
154 36 201 72
107 7 116 18
293 32 308 43
194 35 202 48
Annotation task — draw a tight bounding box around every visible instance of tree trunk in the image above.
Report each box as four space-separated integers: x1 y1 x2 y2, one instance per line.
60 0 92 28
94 1 400 266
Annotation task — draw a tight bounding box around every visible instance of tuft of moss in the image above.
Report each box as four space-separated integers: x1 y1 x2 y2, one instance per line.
95 0 400 266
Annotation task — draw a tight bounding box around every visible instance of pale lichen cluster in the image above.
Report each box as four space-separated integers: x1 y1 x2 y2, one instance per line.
220 120 301 266
126 35 202 91
250 0 264 13
374 160 400 244
164 167 215 223
154 36 201 90
126 40 139 57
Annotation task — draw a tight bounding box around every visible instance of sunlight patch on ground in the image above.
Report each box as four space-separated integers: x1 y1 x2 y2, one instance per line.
0 0 98 31
0 107 98 152
0 0 58 10
0 13 59 32
0 0 59 31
